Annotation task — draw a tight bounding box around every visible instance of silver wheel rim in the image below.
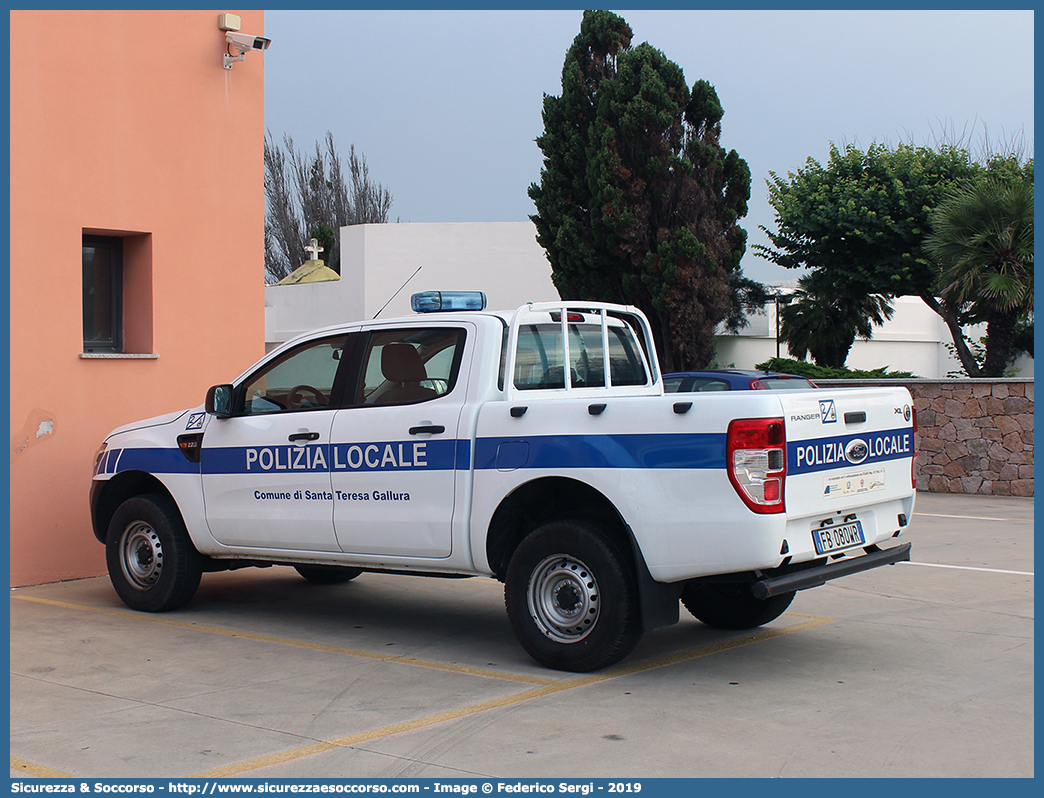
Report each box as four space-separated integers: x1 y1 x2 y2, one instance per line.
527 554 599 643
120 522 163 591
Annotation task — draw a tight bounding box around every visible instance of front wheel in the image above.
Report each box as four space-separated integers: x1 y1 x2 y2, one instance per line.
681 581 794 630
106 494 203 612
505 520 641 672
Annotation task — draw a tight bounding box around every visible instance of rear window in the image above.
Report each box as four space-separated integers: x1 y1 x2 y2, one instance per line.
514 322 648 390
665 376 733 393
763 378 816 390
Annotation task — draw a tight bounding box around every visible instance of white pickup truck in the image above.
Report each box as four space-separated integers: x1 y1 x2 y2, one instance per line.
90 294 916 671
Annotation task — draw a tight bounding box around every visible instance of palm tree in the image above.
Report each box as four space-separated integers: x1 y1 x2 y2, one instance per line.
778 274 894 368
925 177 1034 376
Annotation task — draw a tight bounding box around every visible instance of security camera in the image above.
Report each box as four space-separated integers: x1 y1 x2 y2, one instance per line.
226 31 271 53
223 31 271 69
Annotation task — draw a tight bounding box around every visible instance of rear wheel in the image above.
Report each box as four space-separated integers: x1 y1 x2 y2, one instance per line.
505 520 640 672
293 565 362 584
681 581 794 630
106 494 202 612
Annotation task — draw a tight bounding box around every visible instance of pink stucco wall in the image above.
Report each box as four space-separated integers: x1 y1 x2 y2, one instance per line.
10 10 267 585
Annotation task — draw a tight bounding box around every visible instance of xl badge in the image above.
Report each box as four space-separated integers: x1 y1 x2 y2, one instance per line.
819 399 837 424
185 412 206 430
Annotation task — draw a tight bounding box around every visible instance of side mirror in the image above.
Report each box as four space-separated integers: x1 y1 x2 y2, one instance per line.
205 384 234 418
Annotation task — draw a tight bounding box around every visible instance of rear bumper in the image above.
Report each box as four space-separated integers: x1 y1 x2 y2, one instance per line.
752 542 911 599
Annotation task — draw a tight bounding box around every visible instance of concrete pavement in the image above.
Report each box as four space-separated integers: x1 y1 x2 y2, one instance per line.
10 493 1033 778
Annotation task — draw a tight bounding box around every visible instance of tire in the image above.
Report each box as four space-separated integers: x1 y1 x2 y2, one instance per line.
681 581 795 630
293 565 362 584
504 520 641 672
106 494 203 612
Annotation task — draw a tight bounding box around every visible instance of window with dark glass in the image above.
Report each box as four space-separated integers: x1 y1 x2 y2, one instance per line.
513 322 648 390
82 235 123 352
358 328 466 406
240 335 350 415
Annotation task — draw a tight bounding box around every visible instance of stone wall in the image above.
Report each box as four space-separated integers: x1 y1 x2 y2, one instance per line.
815 379 1034 496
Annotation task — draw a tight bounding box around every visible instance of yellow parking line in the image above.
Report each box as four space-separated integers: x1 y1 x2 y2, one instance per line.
10 595 555 687
191 614 835 778
12 593 833 778
10 756 75 778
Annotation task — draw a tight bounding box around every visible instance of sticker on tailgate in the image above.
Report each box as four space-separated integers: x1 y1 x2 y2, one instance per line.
819 399 837 423
789 427 913 475
824 467 885 498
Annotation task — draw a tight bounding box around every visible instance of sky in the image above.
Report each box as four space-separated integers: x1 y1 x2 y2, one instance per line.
263 8 1034 285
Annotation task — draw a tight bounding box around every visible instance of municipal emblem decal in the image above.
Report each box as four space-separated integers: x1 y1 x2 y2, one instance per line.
185 412 206 430
819 400 837 424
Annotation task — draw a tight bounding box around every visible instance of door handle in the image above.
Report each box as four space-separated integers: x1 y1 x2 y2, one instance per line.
288 431 320 442
409 425 445 435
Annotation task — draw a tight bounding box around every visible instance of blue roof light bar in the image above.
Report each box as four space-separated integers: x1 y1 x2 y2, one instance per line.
411 291 487 313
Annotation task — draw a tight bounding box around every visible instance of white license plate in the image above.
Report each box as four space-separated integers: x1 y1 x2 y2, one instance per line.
812 520 865 555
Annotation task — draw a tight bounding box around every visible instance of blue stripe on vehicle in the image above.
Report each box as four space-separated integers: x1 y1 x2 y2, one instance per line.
104 429 916 478
473 433 727 470
789 426 914 475
199 439 461 475
115 447 199 475
455 438 472 470
96 448 115 475
112 434 726 476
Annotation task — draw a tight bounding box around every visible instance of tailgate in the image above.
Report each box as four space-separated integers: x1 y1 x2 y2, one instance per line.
780 386 915 521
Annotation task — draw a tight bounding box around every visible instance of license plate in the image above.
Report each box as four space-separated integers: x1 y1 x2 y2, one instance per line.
812 520 865 555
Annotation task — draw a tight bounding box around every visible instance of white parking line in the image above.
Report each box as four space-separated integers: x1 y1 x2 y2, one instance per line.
914 512 1030 522
900 561 1033 577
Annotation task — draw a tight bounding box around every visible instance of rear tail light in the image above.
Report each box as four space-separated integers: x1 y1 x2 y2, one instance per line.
749 379 767 390
727 418 786 514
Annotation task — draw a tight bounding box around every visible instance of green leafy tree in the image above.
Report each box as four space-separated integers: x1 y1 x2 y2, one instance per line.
264 131 393 283
778 274 894 368
756 142 980 367
925 175 1034 376
529 10 760 371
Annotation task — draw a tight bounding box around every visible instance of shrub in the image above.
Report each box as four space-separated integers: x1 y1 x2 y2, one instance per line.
754 357 918 380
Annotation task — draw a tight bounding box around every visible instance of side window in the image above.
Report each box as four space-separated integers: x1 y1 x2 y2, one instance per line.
693 378 731 392
359 327 466 406
663 377 685 393
514 324 561 390
239 336 348 415
606 326 647 386
514 322 648 390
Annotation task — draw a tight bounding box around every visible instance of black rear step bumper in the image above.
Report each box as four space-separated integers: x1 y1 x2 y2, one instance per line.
752 542 911 600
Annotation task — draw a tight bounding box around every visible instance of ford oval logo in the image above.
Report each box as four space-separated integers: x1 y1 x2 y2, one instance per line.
845 439 869 464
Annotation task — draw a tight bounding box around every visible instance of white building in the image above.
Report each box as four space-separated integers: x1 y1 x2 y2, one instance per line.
265 222 556 349
265 221 1031 378
714 294 1032 378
